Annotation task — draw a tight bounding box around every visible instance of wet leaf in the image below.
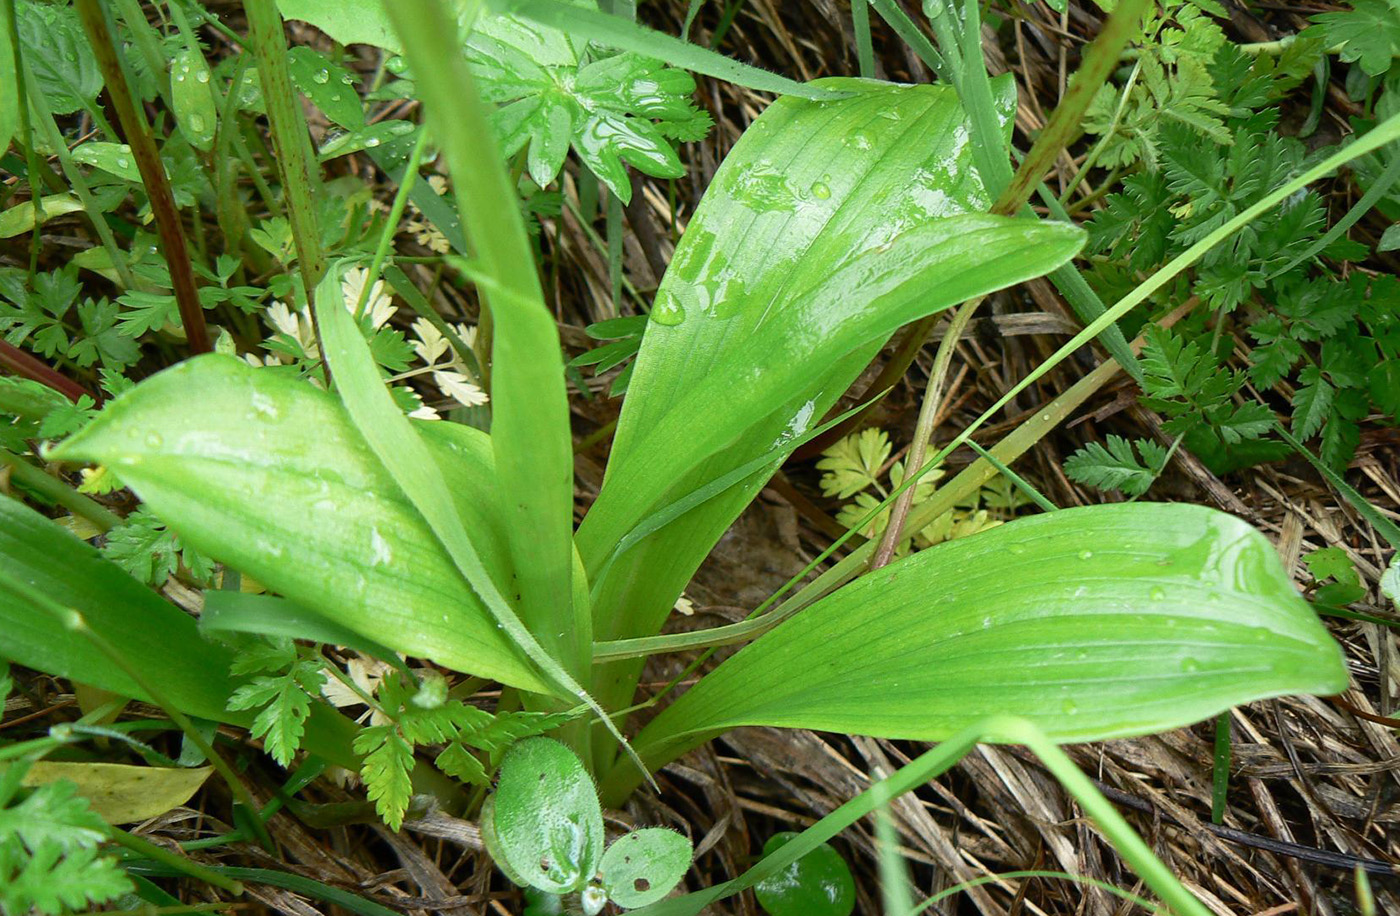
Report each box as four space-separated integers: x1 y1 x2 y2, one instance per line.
753 833 854 916
627 504 1348 774
599 828 692 909
487 738 603 895
170 48 217 151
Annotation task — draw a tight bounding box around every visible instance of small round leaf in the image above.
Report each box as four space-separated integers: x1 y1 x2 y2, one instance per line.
488 738 603 895
754 833 855 916
598 828 692 909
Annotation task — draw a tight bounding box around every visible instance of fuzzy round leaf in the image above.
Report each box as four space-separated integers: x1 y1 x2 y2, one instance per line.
488 738 603 895
598 828 692 909
754 833 855 916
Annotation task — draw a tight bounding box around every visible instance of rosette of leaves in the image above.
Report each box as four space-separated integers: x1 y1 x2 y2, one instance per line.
465 3 711 202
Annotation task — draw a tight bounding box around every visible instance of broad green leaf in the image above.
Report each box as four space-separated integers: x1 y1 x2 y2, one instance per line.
15 0 102 116
622 504 1347 779
16 762 212 825
50 354 544 694
201 592 403 665
0 497 359 768
598 828 692 909
171 48 217 151
276 0 399 51
391 1 585 682
753 833 854 916
487 738 603 895
576 78 1077 714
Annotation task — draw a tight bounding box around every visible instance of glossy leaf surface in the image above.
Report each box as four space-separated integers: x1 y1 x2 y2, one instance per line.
576 78 1076 712
625 504 1347 776
0 497 359 768
488 738 603 895
51 355 543 693
598 828 692 909
753 833 855 916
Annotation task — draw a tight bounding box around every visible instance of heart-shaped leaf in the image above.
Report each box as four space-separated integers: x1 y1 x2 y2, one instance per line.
753 833 854 916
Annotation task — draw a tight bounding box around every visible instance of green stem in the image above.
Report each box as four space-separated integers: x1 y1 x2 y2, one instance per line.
355 128 430 321
0 452 123 530
21 62 137 292
242 0 326 298
73 0 209 353
107 827 243 895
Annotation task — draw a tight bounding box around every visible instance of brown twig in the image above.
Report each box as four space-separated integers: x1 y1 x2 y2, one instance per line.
72 0 210 354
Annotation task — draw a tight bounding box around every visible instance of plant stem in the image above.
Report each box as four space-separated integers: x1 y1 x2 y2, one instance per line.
0 340 91 402
72 0 209 353
242 0 326 298
995 0 1150 215
107 827 243 895
870 298 981 570
0 451 123 530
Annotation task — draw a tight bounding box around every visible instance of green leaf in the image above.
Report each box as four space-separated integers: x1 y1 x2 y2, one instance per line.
277 0 400 51
70 143 141 182
227 656 325 766
170 48 217 151
598 828 692 909
622 504 1347 778
353 726 414 830
49 354 544 694
1291 366 1334 440
288 47 364 129
0 1 15 155
753 833 854 916
1064 436 1166 498
434 742 488 785
487 738 603 895
0 841 133 915
201 592 403 664
1309 0 1400 77
816 428 891 499
15 0 102 116
465 7 703 199
577 79 1083 715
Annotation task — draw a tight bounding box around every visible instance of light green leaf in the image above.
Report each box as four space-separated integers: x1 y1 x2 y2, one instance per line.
49 354 544 694
277 0 400 51
71 143 141 182
354 726 414 831
288 46 364 129
0 195 84 239
170 48 217 151
487 738 603 895
577 78 1082 716
15 762 212 825
619 504 1347 782
0 497 359 769
598 828 692 909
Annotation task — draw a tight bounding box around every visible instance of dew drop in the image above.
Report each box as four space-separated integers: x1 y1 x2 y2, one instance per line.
313 68 331 84
650 296 685 326
1060 699 1079 715
1007 544 1026 555
1180 657 1200 673
116 158 130 170
196 69 209 83
365 136 381 147
1078 549 1093 560
810 180 831 200
188 114 207 133
1149 586 1166 601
